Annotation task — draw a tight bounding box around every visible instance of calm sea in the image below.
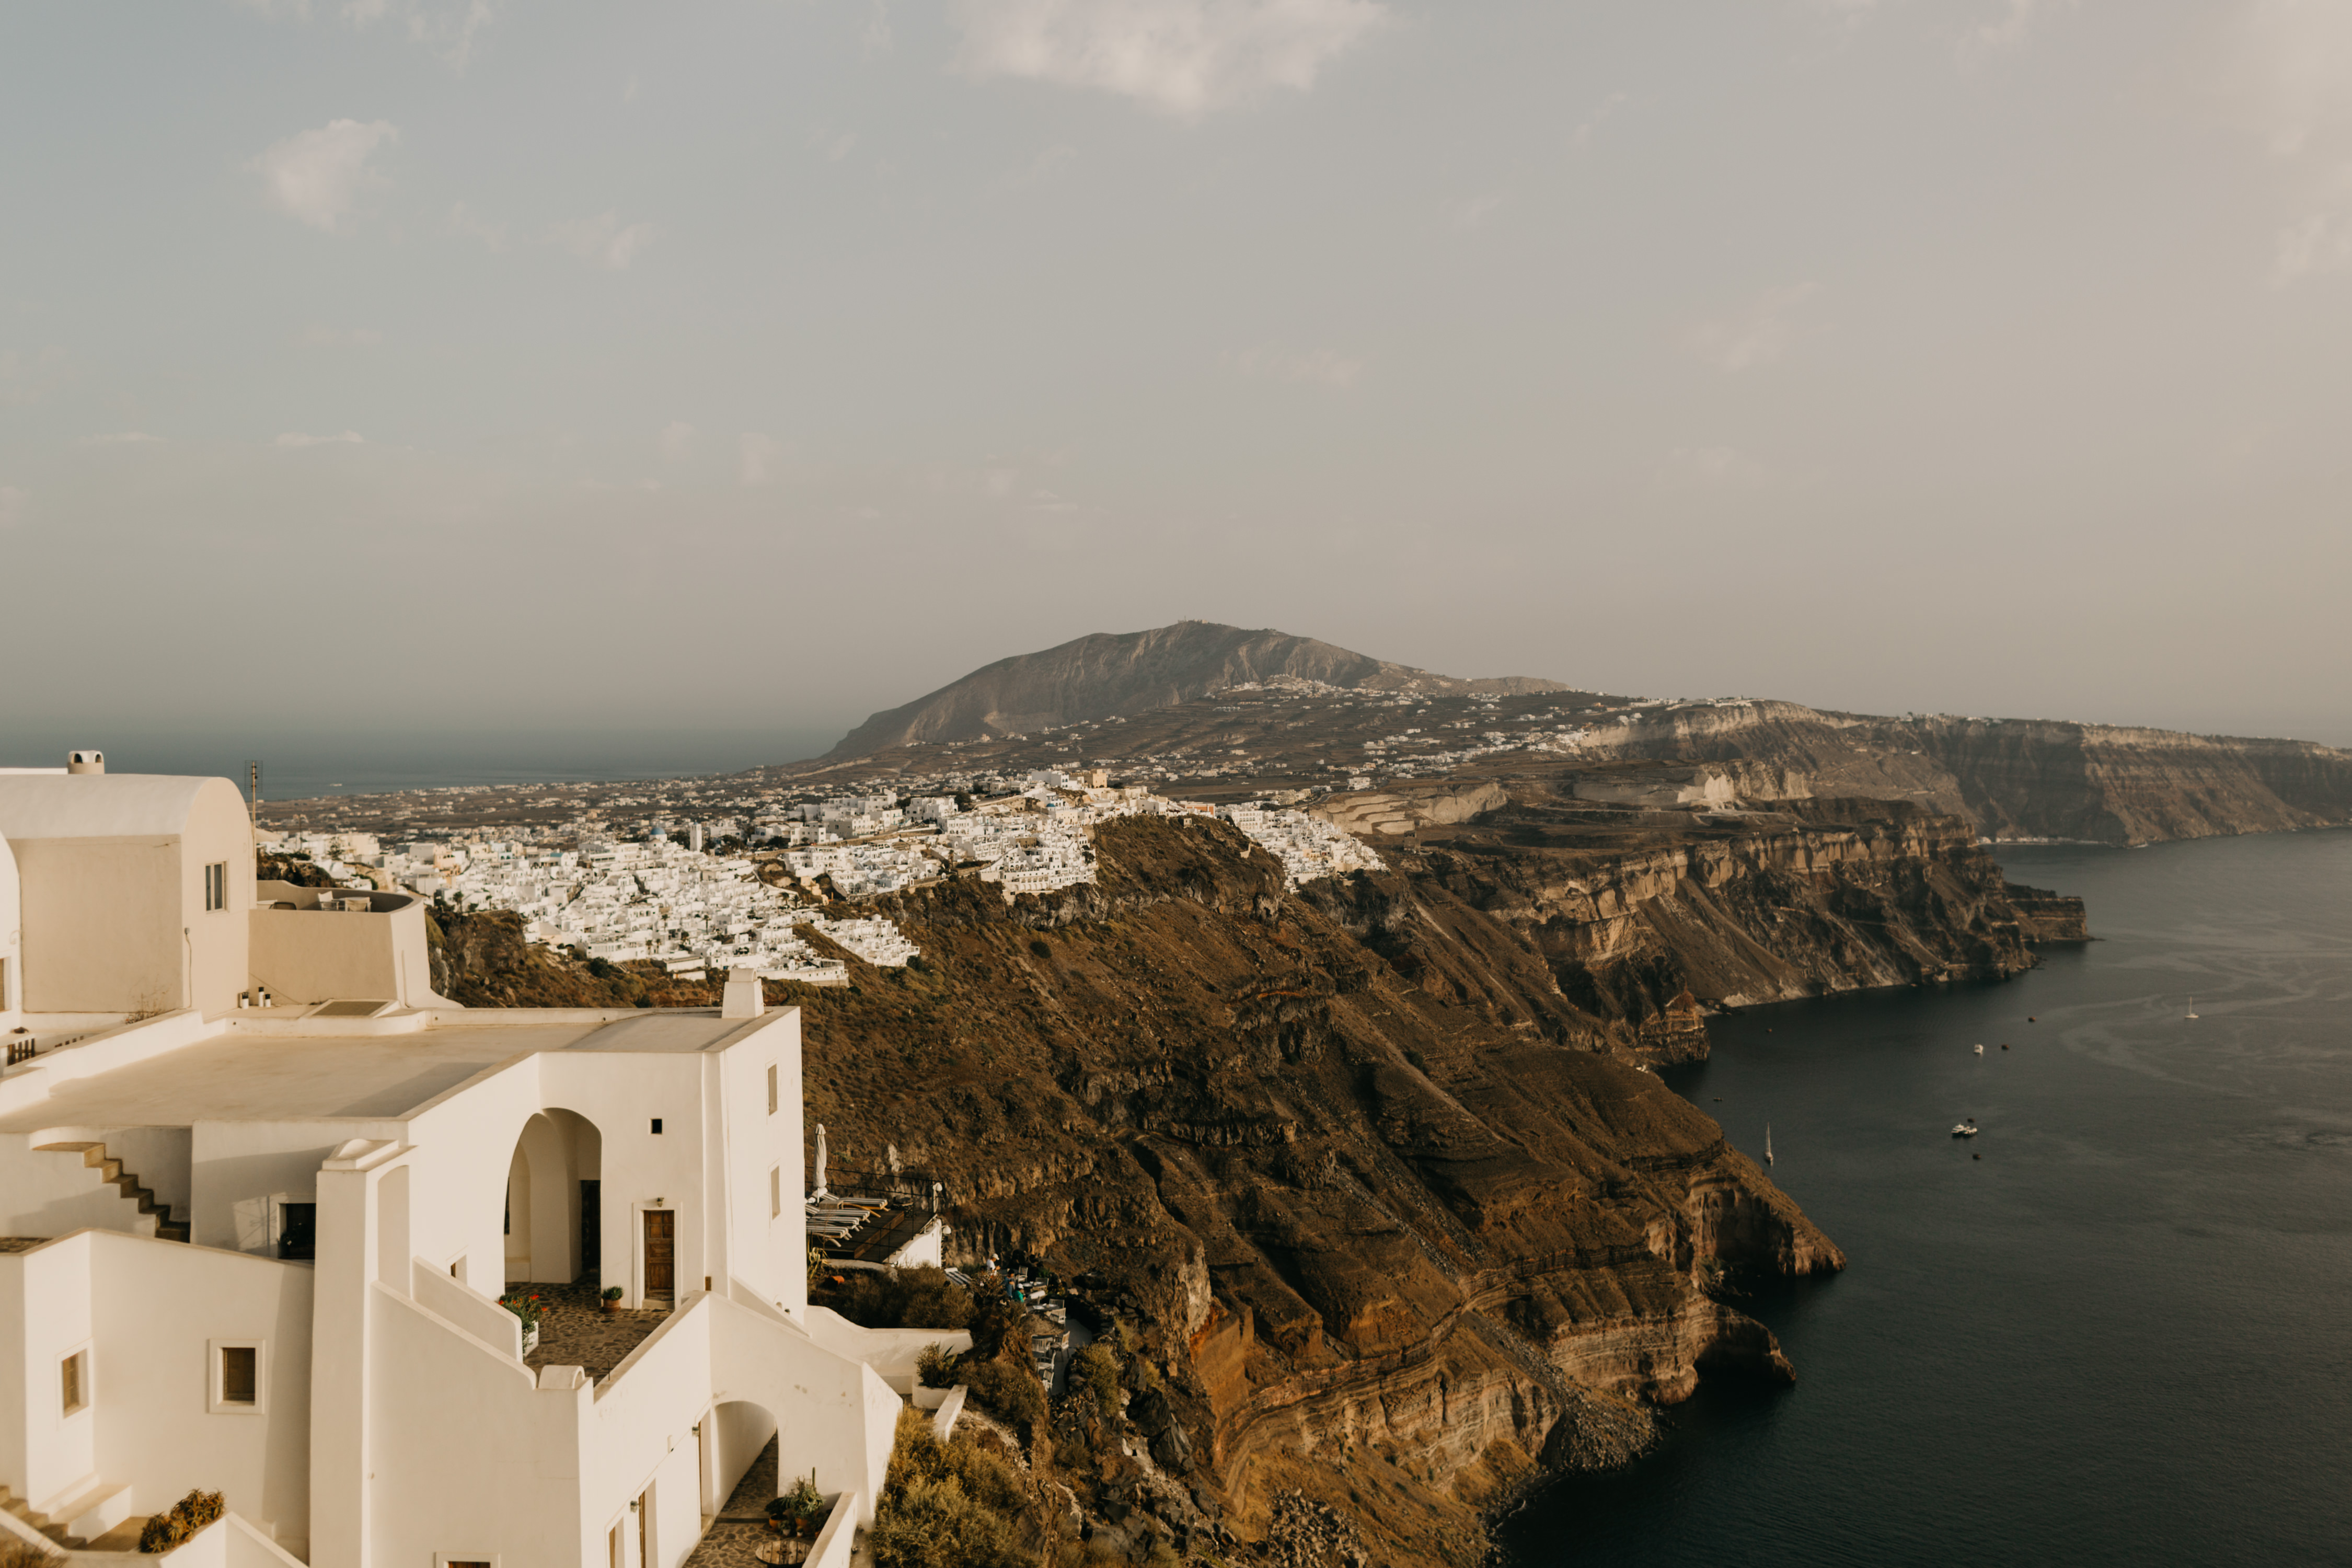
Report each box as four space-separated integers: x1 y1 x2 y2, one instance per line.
1498 829 2352 1566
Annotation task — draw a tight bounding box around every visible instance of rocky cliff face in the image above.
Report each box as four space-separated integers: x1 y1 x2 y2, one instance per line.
777 816 1886 1561
1578 702 2352 846
1302 791 2056 1064
821 621 1566 758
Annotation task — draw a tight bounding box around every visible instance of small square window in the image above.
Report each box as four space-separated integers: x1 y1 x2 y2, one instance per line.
221 1346 256 1404
209 1340 266 1414
61 1349 89 1416
650 1117 663 1135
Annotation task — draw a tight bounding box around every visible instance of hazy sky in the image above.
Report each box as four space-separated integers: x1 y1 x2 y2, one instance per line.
5 0 2350 774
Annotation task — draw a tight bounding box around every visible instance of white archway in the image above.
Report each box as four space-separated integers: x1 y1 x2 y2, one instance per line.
707 1399 780 1520
504 1107 603 1286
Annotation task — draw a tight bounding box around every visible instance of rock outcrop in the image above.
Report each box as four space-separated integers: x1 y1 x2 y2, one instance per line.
2004 882 2092 942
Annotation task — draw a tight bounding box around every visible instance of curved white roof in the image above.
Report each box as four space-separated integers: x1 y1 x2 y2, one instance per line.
0 774 240 839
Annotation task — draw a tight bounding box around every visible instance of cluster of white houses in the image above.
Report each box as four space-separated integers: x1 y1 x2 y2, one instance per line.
1 756 960 1568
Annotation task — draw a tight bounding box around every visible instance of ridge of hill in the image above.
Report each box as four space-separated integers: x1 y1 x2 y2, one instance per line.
821 621 1567 758
791 629 2352 849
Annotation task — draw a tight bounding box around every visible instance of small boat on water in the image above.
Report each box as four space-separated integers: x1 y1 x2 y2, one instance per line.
2185 997 2199 1019
1951 1119 1979 1138
1974 1043 1985 1055
1765 1124 1774 1166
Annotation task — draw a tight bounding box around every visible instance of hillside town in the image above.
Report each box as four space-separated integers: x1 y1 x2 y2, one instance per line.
260 768 1383 984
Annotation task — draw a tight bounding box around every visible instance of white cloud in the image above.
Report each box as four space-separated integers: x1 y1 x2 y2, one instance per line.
1972 0 2043 50
0 486 25 529
1668 445 1770 486
659 422 697 461
1226 345 1365 387
1686 284 1818 372
1449 190 1508 230
2241 0 2352 155
1570 91 1628 152
448 201 509 253
0 346 67 408
1812 0 2057 52
740 433 779 485
343 0 497 70
2273 207 2352 283
554 212 655 270
951 0 1389 117
2232 7 2352 286
276 430 366 447
252 119 399 232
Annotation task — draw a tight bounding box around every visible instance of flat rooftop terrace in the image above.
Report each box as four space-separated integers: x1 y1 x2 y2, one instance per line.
0 1010 763 1132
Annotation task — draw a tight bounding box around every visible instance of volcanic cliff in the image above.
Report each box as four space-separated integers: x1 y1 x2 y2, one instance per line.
757 811 2061 1559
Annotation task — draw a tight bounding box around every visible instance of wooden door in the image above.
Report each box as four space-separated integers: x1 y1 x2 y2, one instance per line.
643 1209 674 1299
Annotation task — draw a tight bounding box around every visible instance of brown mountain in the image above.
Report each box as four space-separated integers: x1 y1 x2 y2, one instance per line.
822 621 1566 758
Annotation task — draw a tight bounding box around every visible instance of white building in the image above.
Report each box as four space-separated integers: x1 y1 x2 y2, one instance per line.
0 760 958 1568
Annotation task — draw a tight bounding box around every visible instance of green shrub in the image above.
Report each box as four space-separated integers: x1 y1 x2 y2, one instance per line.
961 1356 1047 1446
872 1408 1035 1568
917 1342 960 1389
1071 1341 1121 1421
824 1266 977 1332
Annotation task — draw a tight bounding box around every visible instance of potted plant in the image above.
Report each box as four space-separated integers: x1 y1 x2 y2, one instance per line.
602 1286 624 1313
498 1292 546 1355
765 1475 828 1541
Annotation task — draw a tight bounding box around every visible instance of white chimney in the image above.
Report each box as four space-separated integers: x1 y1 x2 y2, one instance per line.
66 750 105 775
720 966 765 1020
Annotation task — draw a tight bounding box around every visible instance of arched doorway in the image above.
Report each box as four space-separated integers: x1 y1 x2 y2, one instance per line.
504 1108 604 1287
706 1400 780 1523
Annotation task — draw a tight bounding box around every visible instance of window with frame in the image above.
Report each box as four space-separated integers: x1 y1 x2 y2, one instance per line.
210 1340 266 1413
220 1346 257 1405
204 861 228 912
61 1349 89 1415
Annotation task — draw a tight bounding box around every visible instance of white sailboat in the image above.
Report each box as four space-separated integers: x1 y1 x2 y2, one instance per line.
1765 1124 1773 1166
2185 997 2199 1019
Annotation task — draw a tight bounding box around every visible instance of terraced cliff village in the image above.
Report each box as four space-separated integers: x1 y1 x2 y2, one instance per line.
249 622 2352 1565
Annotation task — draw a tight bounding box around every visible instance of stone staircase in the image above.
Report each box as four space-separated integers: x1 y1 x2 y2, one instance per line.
34 1142 188 1242
1 1481 82 1549
1 1479 136 1550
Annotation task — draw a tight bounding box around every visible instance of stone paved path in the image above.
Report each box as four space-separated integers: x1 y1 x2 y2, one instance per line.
685 1437 785 1568
515 1278 671 1382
